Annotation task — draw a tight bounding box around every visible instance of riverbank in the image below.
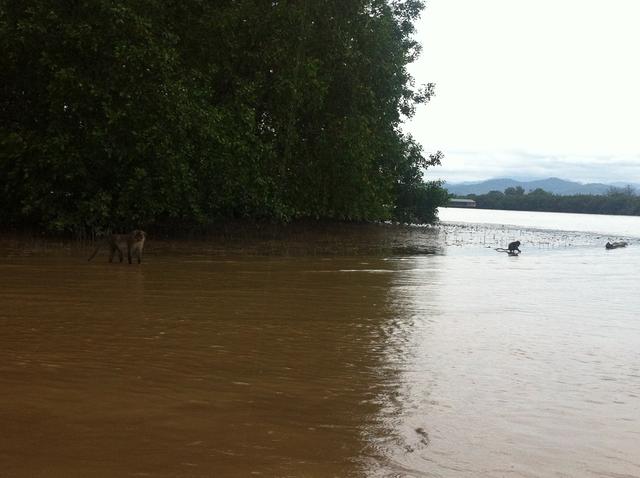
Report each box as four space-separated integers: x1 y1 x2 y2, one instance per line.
3 209 639 260
0 221 443 258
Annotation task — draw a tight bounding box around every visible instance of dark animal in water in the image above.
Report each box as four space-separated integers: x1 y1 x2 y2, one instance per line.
605 241 628 250
88 230 146 264
495 240 522 255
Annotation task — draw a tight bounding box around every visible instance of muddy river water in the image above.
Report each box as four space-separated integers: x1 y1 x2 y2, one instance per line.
1 210 640 477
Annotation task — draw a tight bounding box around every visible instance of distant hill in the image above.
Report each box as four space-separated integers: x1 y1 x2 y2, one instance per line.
445 177 639 196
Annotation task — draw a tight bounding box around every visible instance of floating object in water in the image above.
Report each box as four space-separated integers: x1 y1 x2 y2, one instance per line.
605 241 628 250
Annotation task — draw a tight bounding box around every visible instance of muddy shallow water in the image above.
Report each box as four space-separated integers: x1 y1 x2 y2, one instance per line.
1 214 640 477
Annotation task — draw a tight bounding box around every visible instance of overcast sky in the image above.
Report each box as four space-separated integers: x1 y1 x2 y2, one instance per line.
405 0 640 184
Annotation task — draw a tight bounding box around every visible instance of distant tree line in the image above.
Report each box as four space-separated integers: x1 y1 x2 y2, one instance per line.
457 186 640 216
0 0 446 233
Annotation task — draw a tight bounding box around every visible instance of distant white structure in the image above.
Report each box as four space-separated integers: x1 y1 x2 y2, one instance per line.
448 198 476 208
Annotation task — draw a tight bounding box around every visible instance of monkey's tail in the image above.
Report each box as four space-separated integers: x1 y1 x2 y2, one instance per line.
87 246 101 261
495 248 520 255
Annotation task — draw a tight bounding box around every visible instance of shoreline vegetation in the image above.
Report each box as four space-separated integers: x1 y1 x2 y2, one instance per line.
452 186 640 216
1 1 447 235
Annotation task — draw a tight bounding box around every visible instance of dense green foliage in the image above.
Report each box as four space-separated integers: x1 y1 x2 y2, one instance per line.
459 186 640 216
0 0 444 232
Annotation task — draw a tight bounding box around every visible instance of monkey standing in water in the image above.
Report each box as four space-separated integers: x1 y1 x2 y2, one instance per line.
507 240 521 254
496 240 522 255
88 230 146 264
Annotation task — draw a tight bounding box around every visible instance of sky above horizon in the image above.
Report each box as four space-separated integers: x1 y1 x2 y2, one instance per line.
405 0 640 185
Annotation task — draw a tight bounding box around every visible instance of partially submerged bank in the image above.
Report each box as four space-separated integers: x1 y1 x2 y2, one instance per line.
3 217 636 260
0 221 445 258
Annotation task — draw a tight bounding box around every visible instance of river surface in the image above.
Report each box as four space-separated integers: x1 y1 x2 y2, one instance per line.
1 211 639 477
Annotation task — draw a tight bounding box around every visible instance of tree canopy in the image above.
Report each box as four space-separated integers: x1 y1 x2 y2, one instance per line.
0 0 444 232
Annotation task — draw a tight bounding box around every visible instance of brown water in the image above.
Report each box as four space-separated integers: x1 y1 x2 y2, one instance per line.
1 218 639 477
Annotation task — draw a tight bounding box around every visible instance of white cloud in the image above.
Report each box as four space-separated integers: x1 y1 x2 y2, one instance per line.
407 0 640 183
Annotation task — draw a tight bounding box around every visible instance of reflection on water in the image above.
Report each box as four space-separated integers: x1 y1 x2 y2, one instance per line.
378 251 640 477
1 217 640 477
